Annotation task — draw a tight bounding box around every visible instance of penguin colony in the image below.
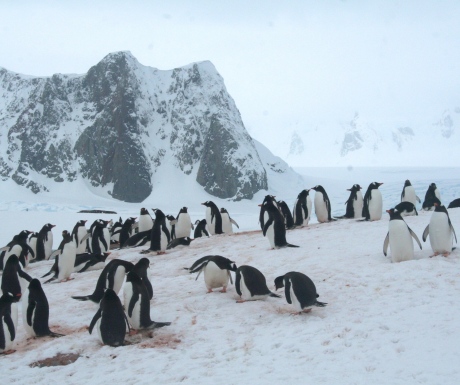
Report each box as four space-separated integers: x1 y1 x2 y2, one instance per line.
0 180 458 353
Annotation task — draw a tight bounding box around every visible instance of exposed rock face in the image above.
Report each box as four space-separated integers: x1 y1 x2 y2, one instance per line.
0 51 271 202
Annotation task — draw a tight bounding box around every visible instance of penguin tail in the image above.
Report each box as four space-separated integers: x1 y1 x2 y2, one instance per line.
41 270 53 278
71 295 91 301
49 331 65 338
150 321 171 329
315 301 327 307
269 292 282 298
287 243 300 248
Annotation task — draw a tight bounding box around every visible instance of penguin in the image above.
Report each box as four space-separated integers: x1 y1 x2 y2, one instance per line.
259 195 279 231
143 209 170 255
22 279 64 338
401 180 420 205
131 257 153 300
27 232 39 263
274 272 327 314
235 265 281 303
42 230 77 283
220 208 240 234
138 208 153 233
109 217 123 244
362 182 383 221
448 198 460 209
422 183 441 211
0 230 34 269
71 220 88 254
88 219 110 254
193 219 210 238
123 271 171 331
73 252 110 273
1 254 32 299
202 201 223 235
118 217 137 250
121 229 151 249
311 185 333 223
35 223 55 261
383 209 422 263
394 201 418 216
292 189 311 227
422 203 457 257
89 288 130 347
276 201 295 230
166 215 177 240
167 237 193 250
339 184 363 219
72 259 134 303
0 292 20 355
188 255 237 293
175 207 193 238
261 199 299 249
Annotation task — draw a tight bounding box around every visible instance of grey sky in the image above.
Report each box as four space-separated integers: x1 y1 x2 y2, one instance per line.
1 0 459 154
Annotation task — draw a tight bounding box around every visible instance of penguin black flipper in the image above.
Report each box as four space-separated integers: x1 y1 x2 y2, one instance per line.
284 279 292 304
408 227 422 250
18 268 32 282
230 218 240 229
383 232 390 256
41 257 58 279
88 308 102 334
447 218 457 243
422 225 430 242
4 314 15 343
127 292 139 318
185 255 211 271
262 217 274 237
235 269 242 296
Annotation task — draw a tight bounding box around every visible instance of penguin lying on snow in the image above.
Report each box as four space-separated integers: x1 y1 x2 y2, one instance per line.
274 272 327 314
73 252 110 273
0 292 21 355
235 265 281 303
422 203 457 257
167 237 193 250
188 255 237 293
22 279 64 338
89 289 130 347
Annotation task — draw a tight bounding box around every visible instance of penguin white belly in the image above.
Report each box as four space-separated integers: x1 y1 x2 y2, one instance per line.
204 262 229 290
429 213 452 254
402 187 417 205
306 197 312 224
314 192 328 223
11 302 18 331
102 229 110 253
4 245 23 267
176 215 191 238
95 317 104 344
44 233 53 260
112 267 127 294
22 290 36 337
28 238 38 263
206 208 215 235
388 221 414 263
289 281 304 312
58 245 76 281
369 190 383 221
435 189 441 201
123 283 141 329
76 228 88 254
139 216 153 233
240 275 266 301
221 213 233 234
160 231 168 252
265 223 276 249
354 193 364 218
1 319 14 352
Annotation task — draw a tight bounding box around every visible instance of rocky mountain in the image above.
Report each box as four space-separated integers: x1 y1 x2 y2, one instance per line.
0 51 294 202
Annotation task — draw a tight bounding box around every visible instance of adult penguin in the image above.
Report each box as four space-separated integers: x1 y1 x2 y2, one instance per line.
175 207 193 238
27 232 39 264
401 180 420 205
132 257 153 300
202 201 223 235
0 292 20 355
123 271 171 331
42 230 76 284
166 215 177 240
274 272 327 314
118 217 137 250
277 201 295 230
109 217 123 244
36 223 56 261
339 184 363 219
422 203 457 257
362 182 384 221
188 255 237 293
220 208 240 234
138 208 153 233
72 259 134 303
71 220 88 254
89 219 110 254
89 288 130 347
448 198 460 209
22 279 64 338
262 200 299 249
259 195 279 231
0 230 34 269
394 201 418 216
193 219 209 238
422 183 441 211
167 237 193 250
311 185 333 223
383 208 422 263
73 252 110 273
292 189 311 227
235 265 281 303
142 209 171 255
1 254 32 299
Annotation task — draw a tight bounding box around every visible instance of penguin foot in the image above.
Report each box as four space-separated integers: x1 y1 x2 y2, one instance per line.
156 252 166 255
1 350 16 355
60 277 74 283
128 329 138 336
442 252 451 257
219 288 227 293
236 299 246 303
206 289 213 293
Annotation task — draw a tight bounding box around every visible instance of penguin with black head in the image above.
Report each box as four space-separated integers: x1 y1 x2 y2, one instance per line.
202 201 223 235
422 202 457 257
194 219 209 238
422 183 441 211
188 255 237 293
175 207 193 238
362 182 383 221
292 189 311 227
261 199 299 249
71 220 88 254
0 230 34 270
311 185 334 223
277 201 295 229
401 180 420 205
42 230 76 283
338 184 363 219
0 292 21 354
235 265 281 303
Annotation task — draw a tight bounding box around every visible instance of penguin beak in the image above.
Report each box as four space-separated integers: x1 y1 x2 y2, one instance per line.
258 204 262 207
378 183 384 186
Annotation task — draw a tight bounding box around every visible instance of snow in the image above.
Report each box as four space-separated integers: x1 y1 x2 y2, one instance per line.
0 167 459 384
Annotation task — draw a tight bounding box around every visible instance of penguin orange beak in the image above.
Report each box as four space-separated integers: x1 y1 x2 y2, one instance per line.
258 204 262 207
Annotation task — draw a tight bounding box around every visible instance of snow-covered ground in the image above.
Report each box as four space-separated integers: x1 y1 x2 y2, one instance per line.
0 167 459 384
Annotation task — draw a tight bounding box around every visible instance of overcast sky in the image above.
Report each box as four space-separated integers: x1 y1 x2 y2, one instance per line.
1 0 459 154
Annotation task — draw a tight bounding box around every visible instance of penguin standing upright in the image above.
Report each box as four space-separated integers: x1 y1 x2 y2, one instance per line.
340 184 363 219
277 201 295 229
27 232 39 263
1 254 32 299
220 208 239 234
118 217 137 250
144 209 171 255
22 279 63 338
123 271 171 331
166 215 177 240
383 209 422 263
422 183 441 211
193 219 209 238
138 208 153 233
131 258 153 300
71 220 88 254
89 220 111 254
188 255 237 293
42 230 77 283
202 201 223 235
292 189 311 227
235 265 281 303
109 217 123 244
259 195 279 231
311 185 333 223
401 180 420 206
0 293 20 354
36 223 55 261
0 230 34 269
274 272 327 314
89 289 130 347
72 259 134 303
362 182 383 221
175 207 193 238
261 200 299 249
422 203 457 257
